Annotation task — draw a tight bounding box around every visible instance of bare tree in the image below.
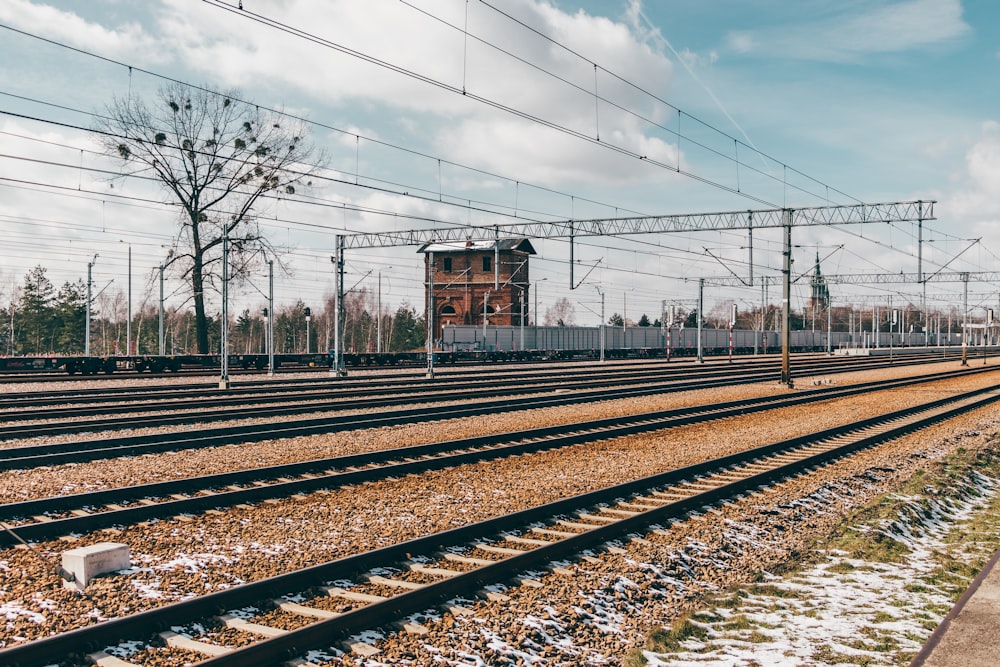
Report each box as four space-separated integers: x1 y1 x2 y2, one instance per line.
1 272 20 355
98 82 322 353
544 297 576 326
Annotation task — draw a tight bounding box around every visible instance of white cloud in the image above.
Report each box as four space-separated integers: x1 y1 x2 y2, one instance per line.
439 112 681 190
951 121 1000 219
3 0 677 195
725 32 756 55
919 137 953 159
0 0 166 64
679 47 718 68
148 0 675 191
724 0 969 63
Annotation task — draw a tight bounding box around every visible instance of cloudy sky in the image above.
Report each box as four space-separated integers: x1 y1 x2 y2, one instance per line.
1 0 998 324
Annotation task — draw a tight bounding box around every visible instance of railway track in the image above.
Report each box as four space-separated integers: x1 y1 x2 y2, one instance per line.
0 356 803 418
0 363 327 384
0 353 880 409
0 364 993 472
2 376 997 666
2 366 994 544
0 347 979 387
0 353 977 437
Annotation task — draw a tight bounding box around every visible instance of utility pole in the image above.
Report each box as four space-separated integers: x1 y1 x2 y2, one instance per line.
219 226 230 389
534 284 538 327
85 254 97 357
267 259 274 376
493 226 500 290
426 251 435 379
873 304 878 349
483 291 489 338
595 285 605 362
918 205 926 344
827 298 832 354
697 278 704 363
961 273 969 366
780 210 792 387
331 236 346 377
376 272 382 354
519 289 525 351
158 264 165 356
305 307 311 354
661 299 667 355
759 281 766 355
123 242 132 356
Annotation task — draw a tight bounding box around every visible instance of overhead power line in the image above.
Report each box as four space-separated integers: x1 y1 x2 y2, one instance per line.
0 22 652 223
200 0 856 210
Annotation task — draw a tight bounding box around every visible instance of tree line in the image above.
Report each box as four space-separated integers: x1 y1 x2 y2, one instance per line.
1 265 425 357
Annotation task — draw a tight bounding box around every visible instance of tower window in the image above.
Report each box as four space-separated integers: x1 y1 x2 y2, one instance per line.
482 256 492 272
442 257 452 272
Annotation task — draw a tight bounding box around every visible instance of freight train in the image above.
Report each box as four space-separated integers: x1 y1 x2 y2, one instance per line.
0 323 979 375
438 324 968 359
0 352 334 375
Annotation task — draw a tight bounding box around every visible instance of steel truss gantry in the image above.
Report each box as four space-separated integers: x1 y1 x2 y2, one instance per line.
340 200 935 249
703 270 1000 288
704 269 997 368
330 200 936 385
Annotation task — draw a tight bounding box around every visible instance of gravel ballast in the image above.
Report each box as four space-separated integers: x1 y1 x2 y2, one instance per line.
0 359 996 660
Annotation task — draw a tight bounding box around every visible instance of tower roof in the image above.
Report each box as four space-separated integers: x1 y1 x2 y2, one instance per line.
417 238 536 255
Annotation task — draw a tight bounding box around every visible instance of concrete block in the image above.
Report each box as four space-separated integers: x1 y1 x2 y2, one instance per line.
62 542 130 591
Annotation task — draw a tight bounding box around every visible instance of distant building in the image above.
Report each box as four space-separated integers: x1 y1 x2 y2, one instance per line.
809 252 830 310
418 239 536 339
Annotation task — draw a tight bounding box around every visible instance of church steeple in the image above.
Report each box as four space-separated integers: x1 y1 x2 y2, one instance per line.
810 252 830 309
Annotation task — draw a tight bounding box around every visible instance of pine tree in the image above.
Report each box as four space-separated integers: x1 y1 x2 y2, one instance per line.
18 266 55 354
53 279 87 353
389 303 425 351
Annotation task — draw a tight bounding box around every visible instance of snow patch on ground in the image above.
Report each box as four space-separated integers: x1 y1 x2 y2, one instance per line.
646 472 998 666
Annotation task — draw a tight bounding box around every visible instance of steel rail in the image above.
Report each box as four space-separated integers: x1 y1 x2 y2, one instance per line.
0 373 741 441
0 352 972 441
0 374 754 468
1 355 720 405
0 352 900 413
0 358 802 420
0 365 781 449
2 382 995 667
1 361 991 472
0 349 795 384
202 386 995 667
2 367 991 544
0 347 977 392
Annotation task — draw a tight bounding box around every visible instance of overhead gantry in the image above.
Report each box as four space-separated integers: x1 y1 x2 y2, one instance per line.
330 200 936 383
706 268 997 369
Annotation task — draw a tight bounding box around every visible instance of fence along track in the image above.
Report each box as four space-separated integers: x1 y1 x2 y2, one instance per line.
3 383 999 667
0 368 994 545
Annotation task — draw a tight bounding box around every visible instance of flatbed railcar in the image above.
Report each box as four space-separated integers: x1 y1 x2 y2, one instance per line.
0 353 330 375
440 324 965 357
